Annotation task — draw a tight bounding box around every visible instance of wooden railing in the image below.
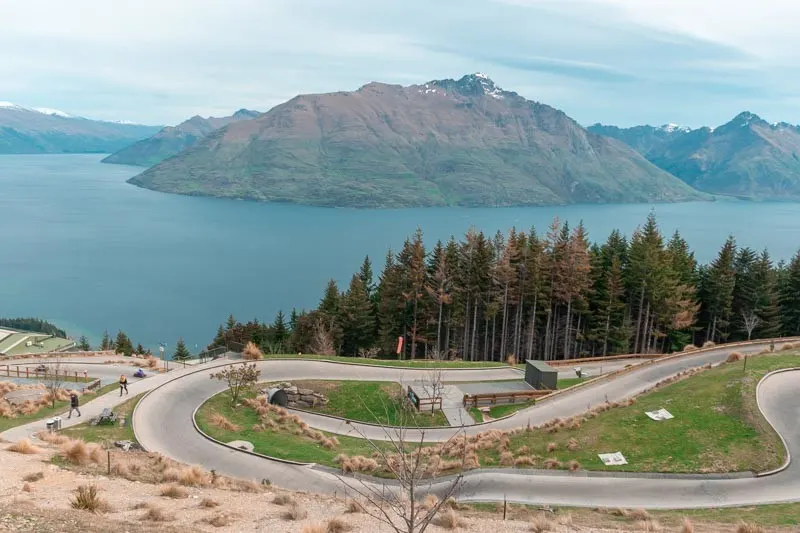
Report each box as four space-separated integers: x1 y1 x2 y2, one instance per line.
0 365 90 382
407 386 443 412
462 389 551 408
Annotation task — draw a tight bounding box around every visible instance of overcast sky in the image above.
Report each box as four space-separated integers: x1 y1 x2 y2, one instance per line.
2 0 798 127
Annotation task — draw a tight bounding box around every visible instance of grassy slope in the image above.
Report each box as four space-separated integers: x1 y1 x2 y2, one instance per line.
0 383 118 433
288 380 448 427
60 393 143 444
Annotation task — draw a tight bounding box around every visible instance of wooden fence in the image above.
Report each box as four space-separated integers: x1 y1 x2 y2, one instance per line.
0 365 89 383
462 389 551 408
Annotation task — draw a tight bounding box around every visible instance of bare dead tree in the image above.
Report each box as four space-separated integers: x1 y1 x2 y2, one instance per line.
310 317 336 356
43 357 64 408
742 310 760 341
418 348 445 414
334 398 467 533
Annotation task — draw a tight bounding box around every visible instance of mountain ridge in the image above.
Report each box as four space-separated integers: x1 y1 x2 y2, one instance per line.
128 74 704 208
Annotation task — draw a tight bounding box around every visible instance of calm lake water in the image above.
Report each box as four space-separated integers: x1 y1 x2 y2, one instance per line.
2 154 800 353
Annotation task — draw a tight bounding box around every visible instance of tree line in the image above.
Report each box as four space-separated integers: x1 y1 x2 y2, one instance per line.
214 213 800 361
0 317 67 338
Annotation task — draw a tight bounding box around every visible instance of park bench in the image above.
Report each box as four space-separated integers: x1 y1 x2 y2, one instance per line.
94 408 117 425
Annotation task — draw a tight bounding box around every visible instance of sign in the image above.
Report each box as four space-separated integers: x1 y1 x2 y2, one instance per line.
598 452 628 466
396 336 404 355
645 408 674 421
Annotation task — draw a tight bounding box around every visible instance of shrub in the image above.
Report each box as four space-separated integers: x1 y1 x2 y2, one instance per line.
70 485 110 513
702 340 716 348
7 439 42 455
158 484 188 499
514 456 536 467
682 344 697 352
499 451 515 466
282 503 308 521
530 513 553 532
781 343 795 351
178 465 208 486
433 509 465 529
326 517 352 533
567 460 581 472
141 506 172 522
202 514 234 527
726 351 744 363
546 442 558 453
22 472 44 482
736 523 765 533
200 497 219 508
273 493 295 506
242 341 263 360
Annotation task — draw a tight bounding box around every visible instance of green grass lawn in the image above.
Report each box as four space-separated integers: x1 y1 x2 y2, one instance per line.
196 390 387 468
557 377 585 389
0 382 118 433
61 392 143 444
471 352 797 473
287 380 448 427
468 401 536 423
259 353 505 368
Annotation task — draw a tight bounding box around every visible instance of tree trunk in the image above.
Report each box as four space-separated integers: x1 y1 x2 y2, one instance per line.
463 298 471 360
436 297 444 352
527 294 538 360
470 297 479 361
500 283 509 361
491 313 497 362
603 308 611 356
411 296 419 360
563 298 572 360
634 285 646 354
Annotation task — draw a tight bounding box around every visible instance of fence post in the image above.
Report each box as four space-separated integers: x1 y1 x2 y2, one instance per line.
107 450 111 475
503 495 507 520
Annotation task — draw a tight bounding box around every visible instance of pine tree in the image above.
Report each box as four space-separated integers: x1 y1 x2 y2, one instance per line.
212 324 226 347
226 314 237 331
173 338 191 363
753 250 781 339
703 236 737 342
340 275 377 356
780 251 800 336
78 335 91 351
358 256 376 298
135 343 145 355
114 330 133 356
100 330 111 351
731 247 758 340
319 279 341 317
289 308 299 331
272 310 289 344
376 251 406 356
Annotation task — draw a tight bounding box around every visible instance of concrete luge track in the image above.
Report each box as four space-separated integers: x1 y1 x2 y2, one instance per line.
133 340 800 508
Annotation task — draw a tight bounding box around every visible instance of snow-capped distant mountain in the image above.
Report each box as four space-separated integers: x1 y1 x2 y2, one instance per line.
0 102 161 154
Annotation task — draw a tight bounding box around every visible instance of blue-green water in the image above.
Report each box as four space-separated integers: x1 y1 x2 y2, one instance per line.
2 154 800 353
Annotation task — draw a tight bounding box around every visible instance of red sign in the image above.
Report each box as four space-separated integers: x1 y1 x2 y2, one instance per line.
396 336 404 355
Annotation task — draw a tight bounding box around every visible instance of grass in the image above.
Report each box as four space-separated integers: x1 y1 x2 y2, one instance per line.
260 353 505 368
287 380 449 427
468 401 536 423
557 377 585 389
0 382 118 433
469 352 798 473
60 393 143 444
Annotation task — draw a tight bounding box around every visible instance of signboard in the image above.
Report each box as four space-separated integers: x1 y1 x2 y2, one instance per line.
396 336 404 355
645 408 674 421
598 452 628 466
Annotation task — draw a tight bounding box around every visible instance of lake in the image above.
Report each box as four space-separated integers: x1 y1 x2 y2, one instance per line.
2 154 800 354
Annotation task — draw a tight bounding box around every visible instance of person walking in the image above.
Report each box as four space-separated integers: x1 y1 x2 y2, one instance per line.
67 393 81 419
119 374 128 396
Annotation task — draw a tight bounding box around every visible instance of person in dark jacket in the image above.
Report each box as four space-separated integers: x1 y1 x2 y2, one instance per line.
67 392 81 418
119 374 128 396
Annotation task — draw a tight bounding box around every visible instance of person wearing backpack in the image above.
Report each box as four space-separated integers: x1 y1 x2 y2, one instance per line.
67 392 81 419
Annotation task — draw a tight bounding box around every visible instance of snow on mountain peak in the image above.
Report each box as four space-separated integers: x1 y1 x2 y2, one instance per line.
0 101 24 110
34 107 72 118
660 123 691 133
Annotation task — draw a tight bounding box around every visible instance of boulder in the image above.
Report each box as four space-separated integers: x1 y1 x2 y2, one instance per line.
295 400 311 408
287 401 297 408
300 394 316 403
279 382 292 389
285 386 299 395
298 388 314 396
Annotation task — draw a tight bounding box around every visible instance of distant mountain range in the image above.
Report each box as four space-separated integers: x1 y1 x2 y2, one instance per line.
102 109 260 167
127 74 703 208
589 113 800 200
0 102 160 154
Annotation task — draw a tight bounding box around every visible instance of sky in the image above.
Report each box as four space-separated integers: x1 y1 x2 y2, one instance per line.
2 0 799 127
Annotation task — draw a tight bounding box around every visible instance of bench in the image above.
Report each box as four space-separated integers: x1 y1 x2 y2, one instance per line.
95 408 117 425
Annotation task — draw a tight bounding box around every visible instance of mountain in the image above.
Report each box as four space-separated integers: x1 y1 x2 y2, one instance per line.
587 123 692 157
0 102 160 154
592 112 800 200
102 109 261 167
128 74 705 208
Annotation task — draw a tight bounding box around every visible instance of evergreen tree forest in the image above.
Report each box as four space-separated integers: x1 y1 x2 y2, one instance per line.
214 214 800 362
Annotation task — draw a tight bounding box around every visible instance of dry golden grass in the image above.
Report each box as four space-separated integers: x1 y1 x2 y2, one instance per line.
514 455 536 467
727 351 744 363
242 341 263 360
158 484 188 499
530 513 554 532
70 485 111 514
681 517 695 533
543 458 561 469
7 439 42 455
781 343 795 351
567 438 579 451
201 513 235 528
282 503 308 521
344 499 363 513
736 522 765 533
22 471 44 483
301 524 326 533
178 465 209 486
567 460 581 472
140 505 172 522
59 439 103 465
421 494 439 510
682 344 698 352
208 412 242 432
556 512 573 527
21 483 32 492
499 451 515 466
273 494 295 506
627 509 652 521
199 497 219 508
702 340 716 348
326 516 352 533
434 508 466 530
546 441 558 453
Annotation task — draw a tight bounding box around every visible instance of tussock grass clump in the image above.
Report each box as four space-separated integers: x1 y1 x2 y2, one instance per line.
627 508 652 521
178 465 209 486
681 517 694 533
556 512 573 526
727 351 744 363
70 485 110 513
159 484 188 499
421 494 439 510
209 412 242 432
514 455 536 467
141 505 172 522
242 341 263 360
301 524 326 533
682 344 697 352
499 451 515 466
7 439 42 455
273 493 296 506
546 441 558 453
282 502 308 521
567 438 579 451
326 517 352 533
23 471 44 482
702 340 716 348
543 458 561 469
21 483 32 492
202 513 235 527
200 497 219 508
530 513 554 532
736 522 765 533
433 508 466 529
567 460 581 472
780 343 795 351
345 499 363 513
